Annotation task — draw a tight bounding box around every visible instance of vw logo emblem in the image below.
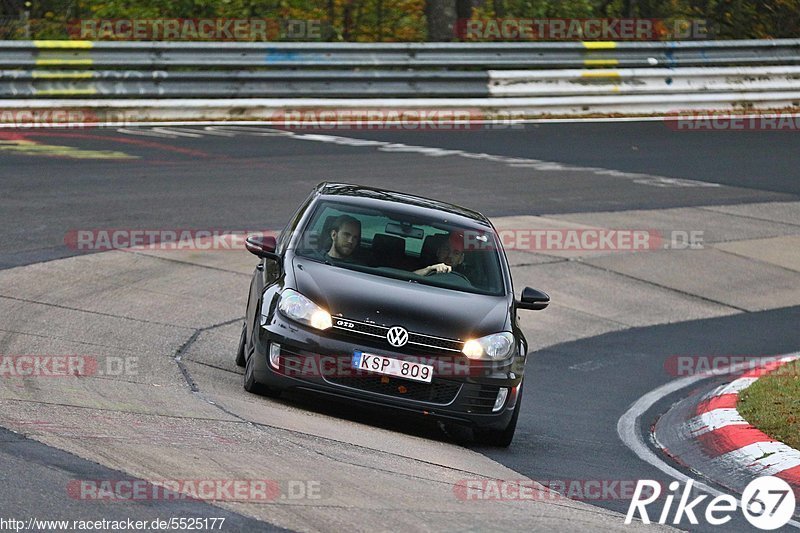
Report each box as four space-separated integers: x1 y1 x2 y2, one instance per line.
386 326 409 347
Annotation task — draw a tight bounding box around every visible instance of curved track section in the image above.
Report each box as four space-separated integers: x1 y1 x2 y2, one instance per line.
0 248 642 531
1 123 798 531
652 355 800 500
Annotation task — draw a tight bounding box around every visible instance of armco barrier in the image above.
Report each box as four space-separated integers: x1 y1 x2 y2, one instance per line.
0 70 491 98
489 66 800 97
1 39 799 118
1 39 799 69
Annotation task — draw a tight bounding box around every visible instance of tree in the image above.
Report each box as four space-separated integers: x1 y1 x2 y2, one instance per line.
456 0 484 19
425 0 485 40
425 0 456 40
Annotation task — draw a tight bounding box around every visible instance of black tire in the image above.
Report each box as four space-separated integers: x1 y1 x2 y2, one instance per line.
243 342 281 399
474 385 523 447
235 321 246 367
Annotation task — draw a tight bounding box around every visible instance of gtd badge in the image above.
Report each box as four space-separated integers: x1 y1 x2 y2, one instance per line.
387 326 409 347
336 320 355 328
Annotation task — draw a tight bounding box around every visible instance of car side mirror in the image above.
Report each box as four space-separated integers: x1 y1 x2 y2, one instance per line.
245 235 280 261
517 287 550 311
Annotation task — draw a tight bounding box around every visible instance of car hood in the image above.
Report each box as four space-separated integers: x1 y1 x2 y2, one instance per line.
291 257 509 340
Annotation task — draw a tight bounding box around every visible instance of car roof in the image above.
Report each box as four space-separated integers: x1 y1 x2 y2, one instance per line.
313 182 491 227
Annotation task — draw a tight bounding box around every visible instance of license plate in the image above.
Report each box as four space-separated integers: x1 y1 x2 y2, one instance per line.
352 351 433 383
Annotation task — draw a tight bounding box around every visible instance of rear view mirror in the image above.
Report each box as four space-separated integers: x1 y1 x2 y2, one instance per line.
385 222 424 239
517 287 550 311
245 235 279 260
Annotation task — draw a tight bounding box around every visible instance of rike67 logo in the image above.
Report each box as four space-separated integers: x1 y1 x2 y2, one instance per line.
626 477 796 530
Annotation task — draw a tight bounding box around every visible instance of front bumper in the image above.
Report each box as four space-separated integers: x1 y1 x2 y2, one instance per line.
252 313 524 430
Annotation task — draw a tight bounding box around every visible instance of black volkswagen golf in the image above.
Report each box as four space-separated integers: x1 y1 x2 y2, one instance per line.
237 183 549 446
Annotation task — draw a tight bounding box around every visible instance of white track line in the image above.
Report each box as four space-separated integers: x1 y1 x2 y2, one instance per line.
109 125 727 188
2 114 800 128
617 353 800 529
150 127 205 138
115 127 179 139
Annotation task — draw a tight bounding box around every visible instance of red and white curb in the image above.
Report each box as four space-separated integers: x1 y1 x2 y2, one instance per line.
688 356 800 491
655 355 800 502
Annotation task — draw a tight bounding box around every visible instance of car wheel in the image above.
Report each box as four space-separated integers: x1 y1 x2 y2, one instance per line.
243 342 281 399
235 321 246 367
474 385 523 447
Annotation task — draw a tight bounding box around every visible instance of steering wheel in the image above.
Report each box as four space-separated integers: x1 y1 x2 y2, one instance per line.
447 271 470 281
427 269 469 282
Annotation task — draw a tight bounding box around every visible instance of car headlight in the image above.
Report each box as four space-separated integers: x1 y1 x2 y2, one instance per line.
276 289 332 330
462 332 514 360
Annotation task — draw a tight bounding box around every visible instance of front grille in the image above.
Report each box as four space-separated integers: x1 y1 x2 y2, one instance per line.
407 332 463 352
325 372 461 404
463 385 501 414
332 317 463 353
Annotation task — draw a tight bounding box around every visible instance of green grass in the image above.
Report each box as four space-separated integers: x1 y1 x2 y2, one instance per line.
738 360 800 451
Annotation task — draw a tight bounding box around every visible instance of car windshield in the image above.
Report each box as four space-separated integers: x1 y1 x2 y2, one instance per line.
294 200 505 296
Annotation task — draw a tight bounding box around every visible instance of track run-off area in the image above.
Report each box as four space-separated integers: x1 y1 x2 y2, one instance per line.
0 121 798 532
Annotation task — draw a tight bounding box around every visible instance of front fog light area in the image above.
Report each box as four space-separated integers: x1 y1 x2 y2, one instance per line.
269 342 281 370
493 387 509 412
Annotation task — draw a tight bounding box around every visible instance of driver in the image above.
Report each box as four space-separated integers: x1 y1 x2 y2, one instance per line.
325 215 361 262
414 232 465 276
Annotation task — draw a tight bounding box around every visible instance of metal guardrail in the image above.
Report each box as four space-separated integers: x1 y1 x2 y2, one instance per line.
0 70 490 97
4 66 798 98
1 39 799 69
0 39 799 117
489 66 800 97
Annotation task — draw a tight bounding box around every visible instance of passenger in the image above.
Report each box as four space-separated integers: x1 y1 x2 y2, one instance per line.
326 215 361 262
415 232 465 276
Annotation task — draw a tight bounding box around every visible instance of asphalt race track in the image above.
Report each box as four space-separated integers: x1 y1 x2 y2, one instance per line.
1 121 798 532
2 122 796 269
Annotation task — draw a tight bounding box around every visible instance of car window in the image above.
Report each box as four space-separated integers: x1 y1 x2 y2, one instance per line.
295 201 505 296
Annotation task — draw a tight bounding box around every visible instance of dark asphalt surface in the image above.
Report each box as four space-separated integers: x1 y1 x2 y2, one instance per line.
1 122 798 531
485 306 800 532
0 427 285 531
333 122 800 195
1 123 795 269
